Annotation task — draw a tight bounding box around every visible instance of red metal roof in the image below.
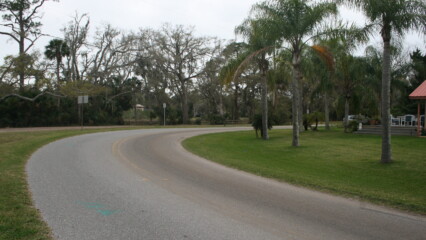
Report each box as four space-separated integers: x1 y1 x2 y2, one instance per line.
409 80 426 100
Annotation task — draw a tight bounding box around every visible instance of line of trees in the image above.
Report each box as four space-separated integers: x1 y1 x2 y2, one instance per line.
1 0 425 163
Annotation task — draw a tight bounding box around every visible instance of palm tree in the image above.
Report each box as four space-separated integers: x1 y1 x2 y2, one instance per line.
339 55 368 132
221 42 248 121
337 0 426 163
254 0 338 146
44 39 70 84
221 19 277 140
304 45 335 130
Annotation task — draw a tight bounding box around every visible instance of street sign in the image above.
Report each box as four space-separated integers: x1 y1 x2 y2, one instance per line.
163 103 166 108
78 95 89 104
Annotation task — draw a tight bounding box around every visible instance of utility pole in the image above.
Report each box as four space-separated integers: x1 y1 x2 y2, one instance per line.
163 103 166 126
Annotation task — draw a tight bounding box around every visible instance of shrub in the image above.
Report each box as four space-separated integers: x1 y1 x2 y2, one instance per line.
167 108 180 125
149 111 157 122
303 112 324 131
348 120 359 132
208 114 225 125
251 114 272 138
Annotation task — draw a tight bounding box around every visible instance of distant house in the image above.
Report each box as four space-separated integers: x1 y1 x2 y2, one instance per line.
135 104 144 111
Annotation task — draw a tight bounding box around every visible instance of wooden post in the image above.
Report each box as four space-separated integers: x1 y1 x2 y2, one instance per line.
417 102 421 137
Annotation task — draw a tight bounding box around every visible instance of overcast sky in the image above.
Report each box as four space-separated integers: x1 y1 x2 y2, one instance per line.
0 0 425 61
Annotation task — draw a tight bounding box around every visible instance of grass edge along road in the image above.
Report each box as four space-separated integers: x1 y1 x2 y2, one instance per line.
183 129 426 215
0 127 147 240
0 125 248 240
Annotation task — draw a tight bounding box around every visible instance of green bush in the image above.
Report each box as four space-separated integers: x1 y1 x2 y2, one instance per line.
194 118 202 125
303 112 324 131
208 114 225 125
348 120 359 132
251 114 272 138
149 111 157 122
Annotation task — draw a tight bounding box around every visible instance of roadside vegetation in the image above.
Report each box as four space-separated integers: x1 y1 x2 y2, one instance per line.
183 129 426 214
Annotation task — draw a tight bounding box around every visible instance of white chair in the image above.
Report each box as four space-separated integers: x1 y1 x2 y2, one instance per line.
391 115 400 126
404 115 416 126
397 116 405 126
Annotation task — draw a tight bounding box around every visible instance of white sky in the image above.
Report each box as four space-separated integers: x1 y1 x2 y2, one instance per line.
0 0 425 62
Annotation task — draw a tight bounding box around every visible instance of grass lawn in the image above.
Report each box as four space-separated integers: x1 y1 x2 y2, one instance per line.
183 128 426 214
0 127 143 240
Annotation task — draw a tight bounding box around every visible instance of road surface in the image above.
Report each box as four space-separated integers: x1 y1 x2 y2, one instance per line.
27 128 426 240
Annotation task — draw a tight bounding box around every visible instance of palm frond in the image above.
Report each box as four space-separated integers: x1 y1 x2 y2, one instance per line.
311 45 334 71
232 46 275 83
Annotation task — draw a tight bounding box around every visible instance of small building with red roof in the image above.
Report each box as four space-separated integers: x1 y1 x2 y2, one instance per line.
409 80 426 136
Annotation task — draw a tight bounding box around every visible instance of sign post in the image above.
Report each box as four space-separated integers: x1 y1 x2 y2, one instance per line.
163 103 166 126
78 96 89 130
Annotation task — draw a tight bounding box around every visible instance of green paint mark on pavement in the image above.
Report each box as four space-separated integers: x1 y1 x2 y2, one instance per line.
96 209 118 216
77 201 120 216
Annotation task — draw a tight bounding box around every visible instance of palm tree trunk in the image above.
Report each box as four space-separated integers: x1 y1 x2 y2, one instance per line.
274 88 279 110
380 26 392 163
234 83 240 120
299 84 304 133
261 66 269 140
56 58 61 84
324 92 330 130
344 97 350 132
292 52 301 146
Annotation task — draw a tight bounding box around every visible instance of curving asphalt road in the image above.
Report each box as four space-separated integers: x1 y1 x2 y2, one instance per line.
27 128 426 240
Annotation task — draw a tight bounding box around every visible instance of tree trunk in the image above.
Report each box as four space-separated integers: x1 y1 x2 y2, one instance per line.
344 97 350 132
72 55 80 81
19 10 25 89
182 82 189 124
234 83 240 120
70 54 76 81
250 84 257 121
261 73 269 140
380 25 392 163
292 52 301 146
299 83 304 133
324 92 330 130
56 58 61 84
219 89 224 117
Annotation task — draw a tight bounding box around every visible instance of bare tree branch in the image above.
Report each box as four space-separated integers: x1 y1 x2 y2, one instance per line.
0 31 19 42
0 91 66 102
106 90 133 102
25 0 47 22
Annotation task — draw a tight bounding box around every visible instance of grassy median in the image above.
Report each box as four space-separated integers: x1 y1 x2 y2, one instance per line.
183 129 426 214
0 128 138 240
